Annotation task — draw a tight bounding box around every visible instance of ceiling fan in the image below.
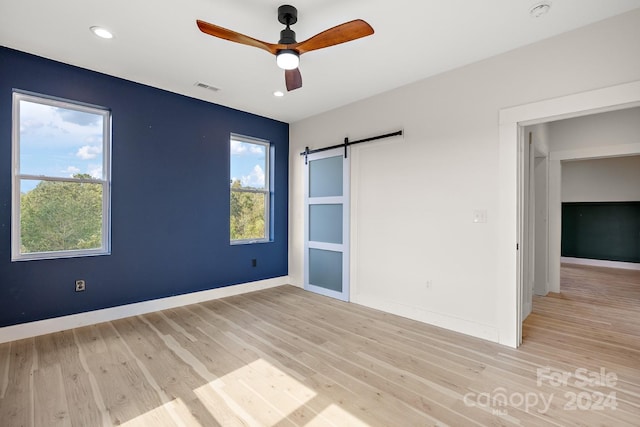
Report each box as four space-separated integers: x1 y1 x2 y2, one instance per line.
196 5 374 92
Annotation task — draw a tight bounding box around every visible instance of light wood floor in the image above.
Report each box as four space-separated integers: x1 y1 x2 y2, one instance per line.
1 264 639 426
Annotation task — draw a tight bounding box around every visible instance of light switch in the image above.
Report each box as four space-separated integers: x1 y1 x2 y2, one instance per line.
473 210 487 223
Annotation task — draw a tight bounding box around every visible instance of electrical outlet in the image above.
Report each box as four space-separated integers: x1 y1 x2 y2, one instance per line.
425 280 433 289
75 280 86 292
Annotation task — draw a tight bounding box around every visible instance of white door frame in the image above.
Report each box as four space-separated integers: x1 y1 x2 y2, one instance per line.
498 80 640 348
520 130 536 321
533 153 549 297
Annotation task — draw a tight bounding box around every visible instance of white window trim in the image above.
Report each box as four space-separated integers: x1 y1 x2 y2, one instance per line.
230 134 271 245
11 91 112 261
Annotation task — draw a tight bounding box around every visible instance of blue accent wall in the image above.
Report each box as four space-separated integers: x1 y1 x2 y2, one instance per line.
0 47 289 327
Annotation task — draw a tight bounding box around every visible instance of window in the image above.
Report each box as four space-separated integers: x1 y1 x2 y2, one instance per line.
12 91 111 261
230 134 270 243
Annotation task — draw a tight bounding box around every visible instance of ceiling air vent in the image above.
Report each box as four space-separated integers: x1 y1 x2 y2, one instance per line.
194 82 220 92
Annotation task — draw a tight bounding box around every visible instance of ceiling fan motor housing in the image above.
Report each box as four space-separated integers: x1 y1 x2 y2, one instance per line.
279 28 296 44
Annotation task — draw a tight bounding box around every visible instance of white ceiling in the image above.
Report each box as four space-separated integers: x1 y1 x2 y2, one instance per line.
2 0 640 123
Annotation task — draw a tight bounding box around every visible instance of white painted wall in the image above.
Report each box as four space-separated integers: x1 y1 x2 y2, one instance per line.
550 107 640 153
562 156 640 202
289 9 640 346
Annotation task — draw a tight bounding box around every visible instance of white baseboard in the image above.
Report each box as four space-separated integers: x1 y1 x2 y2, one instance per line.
561 257 640 271
352 293 500 344
0 276 289 344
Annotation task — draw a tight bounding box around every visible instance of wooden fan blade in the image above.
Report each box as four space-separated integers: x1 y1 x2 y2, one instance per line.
294 19 374 55
285 68 302 91
196 20 282 55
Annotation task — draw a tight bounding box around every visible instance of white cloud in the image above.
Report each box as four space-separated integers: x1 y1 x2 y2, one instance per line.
20 119 44 134
20 101 102 143
57 108 101 126
230 140 245 155
241 165 265 188
63 166 81 176
88 165 103 179
249 145 264 154
77 145 102 160
231 140 265 156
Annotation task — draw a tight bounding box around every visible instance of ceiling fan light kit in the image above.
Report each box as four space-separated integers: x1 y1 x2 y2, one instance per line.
276 49 299 70
197 4 374 91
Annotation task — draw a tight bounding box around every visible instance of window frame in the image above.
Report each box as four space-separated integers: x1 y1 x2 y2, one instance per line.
11 91 112 261
230 133 271 245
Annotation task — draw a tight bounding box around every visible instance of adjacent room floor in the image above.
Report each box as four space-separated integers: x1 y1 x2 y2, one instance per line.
1 264 639 426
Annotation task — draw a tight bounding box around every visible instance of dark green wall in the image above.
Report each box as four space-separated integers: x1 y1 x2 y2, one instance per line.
562 202 640 263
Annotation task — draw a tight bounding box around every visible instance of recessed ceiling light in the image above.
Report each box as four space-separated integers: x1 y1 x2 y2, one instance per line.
529 2 551 18
273 91 284 97
90 26 114 39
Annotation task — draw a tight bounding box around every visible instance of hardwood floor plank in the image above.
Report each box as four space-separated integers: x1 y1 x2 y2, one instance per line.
33 364 71 426
176 307 377 426
1 263 638 426
50 330 104 427
81 322 170 425
0 339 35 427
186 306 392 425
0 341 10 399
206 301 444 426
221 295 510 426
241 289 495 379
213 364 298 427
110 316 222 426
141 312 253 426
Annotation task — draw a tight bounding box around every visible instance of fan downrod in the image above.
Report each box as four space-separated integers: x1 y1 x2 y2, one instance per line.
278 5 298 44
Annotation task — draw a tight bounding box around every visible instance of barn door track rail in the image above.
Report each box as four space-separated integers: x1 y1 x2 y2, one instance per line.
300 130 403 164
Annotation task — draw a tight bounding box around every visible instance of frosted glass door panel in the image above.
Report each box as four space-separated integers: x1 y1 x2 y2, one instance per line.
309 156 343 197
309 204 343 244
309 249 343 292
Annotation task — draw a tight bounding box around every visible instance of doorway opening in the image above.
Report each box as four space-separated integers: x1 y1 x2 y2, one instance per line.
498 80 640 348
520 111 640 336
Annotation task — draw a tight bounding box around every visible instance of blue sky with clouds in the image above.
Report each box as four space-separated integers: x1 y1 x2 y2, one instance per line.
18 100 104 191
19 100 266 193
230 139 266 189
